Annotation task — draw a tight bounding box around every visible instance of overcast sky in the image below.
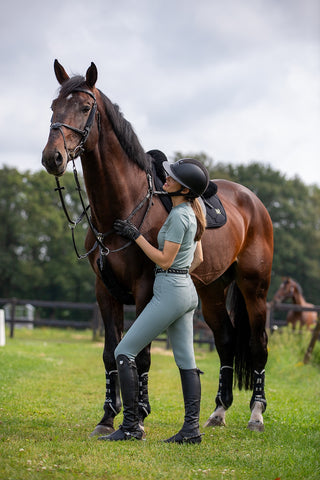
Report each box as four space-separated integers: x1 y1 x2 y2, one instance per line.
0 0 319 186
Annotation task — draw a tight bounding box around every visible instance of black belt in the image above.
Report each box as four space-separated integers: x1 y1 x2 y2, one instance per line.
155 267 189 275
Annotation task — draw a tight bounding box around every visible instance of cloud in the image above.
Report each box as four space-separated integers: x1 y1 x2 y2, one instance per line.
0 0 319 185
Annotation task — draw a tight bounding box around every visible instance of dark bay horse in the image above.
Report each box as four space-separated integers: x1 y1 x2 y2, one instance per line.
273 278 317 331
42 60 274 434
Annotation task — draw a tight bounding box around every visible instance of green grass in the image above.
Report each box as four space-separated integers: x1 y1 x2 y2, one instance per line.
0 327 319 480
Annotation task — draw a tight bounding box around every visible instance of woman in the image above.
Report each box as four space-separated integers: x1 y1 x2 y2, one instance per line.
99 158 209 443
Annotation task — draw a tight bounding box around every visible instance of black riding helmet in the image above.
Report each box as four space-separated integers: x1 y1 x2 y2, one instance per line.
163 158 209 198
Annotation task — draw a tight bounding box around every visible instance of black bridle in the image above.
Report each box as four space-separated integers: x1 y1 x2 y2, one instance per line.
51 88 154 259
50 88 98 160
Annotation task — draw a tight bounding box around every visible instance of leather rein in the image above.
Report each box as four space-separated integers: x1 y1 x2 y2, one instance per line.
51 88 154 260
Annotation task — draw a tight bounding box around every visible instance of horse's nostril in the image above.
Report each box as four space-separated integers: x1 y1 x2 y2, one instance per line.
41 149 65 173
54 151 63 166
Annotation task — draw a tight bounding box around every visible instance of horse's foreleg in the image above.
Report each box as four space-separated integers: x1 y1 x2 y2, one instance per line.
90 281 124 437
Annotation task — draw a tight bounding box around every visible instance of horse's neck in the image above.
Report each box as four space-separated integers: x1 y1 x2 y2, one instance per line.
81 150 148 230
292 288 305 305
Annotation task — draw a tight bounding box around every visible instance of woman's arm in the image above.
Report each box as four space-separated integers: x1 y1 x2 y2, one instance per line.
189 241 203 273
135 236 180 270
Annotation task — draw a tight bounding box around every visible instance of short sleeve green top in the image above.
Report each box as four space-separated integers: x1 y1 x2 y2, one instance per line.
156 202 197 269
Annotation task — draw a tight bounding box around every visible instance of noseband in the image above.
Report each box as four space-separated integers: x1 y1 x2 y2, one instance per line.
50 88 98 160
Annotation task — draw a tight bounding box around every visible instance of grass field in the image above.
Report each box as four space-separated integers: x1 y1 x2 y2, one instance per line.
0 326 319 480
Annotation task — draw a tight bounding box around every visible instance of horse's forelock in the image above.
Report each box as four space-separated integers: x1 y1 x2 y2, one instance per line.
285 278 303 295
59 76 87 98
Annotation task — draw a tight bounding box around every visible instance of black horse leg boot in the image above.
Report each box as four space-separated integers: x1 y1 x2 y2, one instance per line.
164 368 203 444
98 355 144 441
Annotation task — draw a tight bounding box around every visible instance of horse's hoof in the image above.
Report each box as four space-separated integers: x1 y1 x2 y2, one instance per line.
247 420 264 432
204 415 226 428
89 424 115 437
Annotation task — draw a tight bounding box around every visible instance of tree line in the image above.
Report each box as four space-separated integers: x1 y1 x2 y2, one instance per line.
0 156 319 306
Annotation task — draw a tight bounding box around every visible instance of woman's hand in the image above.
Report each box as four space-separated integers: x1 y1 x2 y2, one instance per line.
113 219 141 241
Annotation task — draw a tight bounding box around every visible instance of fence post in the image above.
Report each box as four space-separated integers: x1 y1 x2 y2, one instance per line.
266 302 271 330
0 310 5 346
304 317 320 364
9 299 17 339
92 303 101 340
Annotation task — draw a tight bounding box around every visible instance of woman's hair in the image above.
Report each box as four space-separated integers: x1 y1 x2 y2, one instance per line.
187 197 206 241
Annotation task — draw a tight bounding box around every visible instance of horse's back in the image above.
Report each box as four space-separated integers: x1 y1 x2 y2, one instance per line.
215 179 271 225
193 179 273 286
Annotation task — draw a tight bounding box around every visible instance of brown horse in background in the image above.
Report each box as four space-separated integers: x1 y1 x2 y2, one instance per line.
273 278 317 331
42 61 273 434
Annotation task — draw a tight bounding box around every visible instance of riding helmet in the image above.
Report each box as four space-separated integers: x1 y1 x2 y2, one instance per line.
163 158 209 197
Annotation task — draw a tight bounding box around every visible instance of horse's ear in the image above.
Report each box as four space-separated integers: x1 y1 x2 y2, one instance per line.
86 62 98 88
54 59 70 85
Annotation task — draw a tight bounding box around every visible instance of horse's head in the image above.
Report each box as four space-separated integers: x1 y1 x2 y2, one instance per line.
272 277 296 304
42 60 100 176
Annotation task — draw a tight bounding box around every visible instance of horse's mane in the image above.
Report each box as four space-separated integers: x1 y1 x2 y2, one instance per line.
99 90 151 173
58 76 151 174
292 279 303 295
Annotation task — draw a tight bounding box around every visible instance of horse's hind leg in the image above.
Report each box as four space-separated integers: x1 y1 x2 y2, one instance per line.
199 283 236 428
238 279 269 432
247 369 266 432
204 362 234 428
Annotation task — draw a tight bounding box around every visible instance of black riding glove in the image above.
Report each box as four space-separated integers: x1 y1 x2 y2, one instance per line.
113 219 141 241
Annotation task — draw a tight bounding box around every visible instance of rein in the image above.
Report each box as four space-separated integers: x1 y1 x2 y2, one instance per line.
51 88 155 259
55 165 154 260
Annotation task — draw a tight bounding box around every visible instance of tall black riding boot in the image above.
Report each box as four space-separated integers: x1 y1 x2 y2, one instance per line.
98 355 144 441
164 368 203 444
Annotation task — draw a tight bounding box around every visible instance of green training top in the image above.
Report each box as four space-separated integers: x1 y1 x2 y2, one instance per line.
156 202 197 269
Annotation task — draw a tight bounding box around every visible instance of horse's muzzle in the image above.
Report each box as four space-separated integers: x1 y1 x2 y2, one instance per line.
41 148 67 176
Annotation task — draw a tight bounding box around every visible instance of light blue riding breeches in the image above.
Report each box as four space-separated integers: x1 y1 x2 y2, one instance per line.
115 272 198 369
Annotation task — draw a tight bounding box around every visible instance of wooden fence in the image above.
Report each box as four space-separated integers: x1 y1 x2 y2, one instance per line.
0 297 215 350
268 302 320 330
2 298 319 356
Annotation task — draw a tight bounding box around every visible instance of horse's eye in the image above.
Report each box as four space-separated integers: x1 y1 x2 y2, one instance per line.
82 106 91 114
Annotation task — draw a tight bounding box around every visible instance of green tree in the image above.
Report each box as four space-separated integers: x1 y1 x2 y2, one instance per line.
1 160 319 307
228 164 320 302
0 167 95 304
0 167 27 297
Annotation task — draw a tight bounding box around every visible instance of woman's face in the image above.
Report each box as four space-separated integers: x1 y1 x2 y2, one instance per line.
162 175 182 194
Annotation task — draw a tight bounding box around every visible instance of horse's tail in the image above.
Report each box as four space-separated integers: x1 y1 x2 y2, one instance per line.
228 281 253 390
